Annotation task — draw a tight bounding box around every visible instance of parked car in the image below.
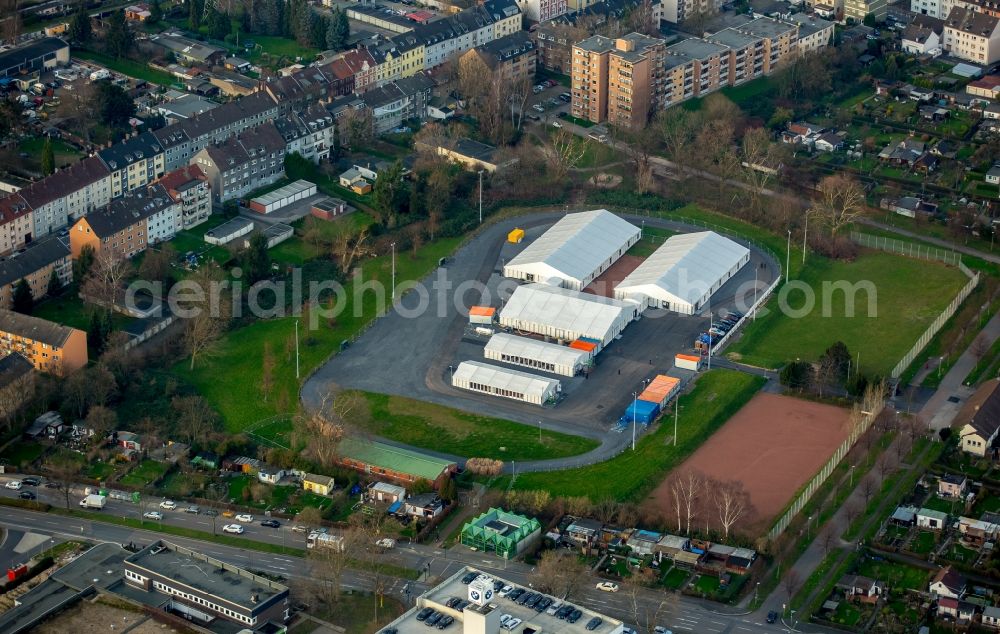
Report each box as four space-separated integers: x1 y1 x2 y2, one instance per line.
261 519 280 528
292 525 310 533
567 610 582 623
437 616 454 629
235 513 254 522
504 618 522 631
586 618 603 631
159 500 176 510
183 505 200 514
596 582 619 593
222 524 244 534
552 120 563 128
532 104 545 113
5 481 21 490
446 597 462 609
460 572 479 584
499 585 513 597
21 477 40 486
507 588 525 601
426 612 443 627
19 491 35 500
499 614 512 627
653 627 672 634
417 608 434 621
143 511 163 520
766 611 778 624
204 509 218 517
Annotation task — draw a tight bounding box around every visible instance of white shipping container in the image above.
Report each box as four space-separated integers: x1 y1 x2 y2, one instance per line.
674 354 701 372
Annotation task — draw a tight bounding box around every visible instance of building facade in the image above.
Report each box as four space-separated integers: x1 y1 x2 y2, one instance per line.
155 165 212 230
192 122 287 203
0 310 87 375
0 234 71 310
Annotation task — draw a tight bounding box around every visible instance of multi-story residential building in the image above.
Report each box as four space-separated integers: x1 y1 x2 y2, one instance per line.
192 122 287 203
155 165 212 230
274 105 337 164
663 38 731 106
0 194 34 255
737 17 798 74
487 0 526 38
571 33 666 127
911 0 966 19
787 13 835 52
0 234 71 309
55 156 114 223
124 540 290 629
707 28 764 89
70 184 178 259
460 32 537 85
152 92 280 172
329 48 378 93
902 14 945 54
845 0 888 23
662 0 725 24
0 310 88 376
515 0 567 23
534 0 639 73
18 179 69 241
97 132 166 199
361 74 435 134
944 6 1000 63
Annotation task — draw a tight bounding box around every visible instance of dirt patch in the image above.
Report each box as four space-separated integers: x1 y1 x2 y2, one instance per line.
589 173 622 188
34 599 179 634
584 255 644 298
643 393 851 536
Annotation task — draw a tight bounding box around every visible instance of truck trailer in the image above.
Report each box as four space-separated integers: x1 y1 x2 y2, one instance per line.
79 494 107 510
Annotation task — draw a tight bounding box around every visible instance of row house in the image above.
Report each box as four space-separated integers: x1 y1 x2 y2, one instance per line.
459 32 538 85
97 132 166 199
943 6 1000 64
327 49 377 94
360 74 435 134
264 64 338 115
274 105 337 164
0 234 71 310
192 122 287 203
152 91 280 172
515 0 567 22
0 309 87 376
0 194 34 255
155 165 212 230
57 156 114 223
370 33 426 85
70 184 179 260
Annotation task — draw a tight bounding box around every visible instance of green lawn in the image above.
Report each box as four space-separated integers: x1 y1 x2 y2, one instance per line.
973 494 1000 516
498 369 765 501
158 470 211 498
831 601 863 627
72 50 178 87
17 137 82 170
86 461 116 481
174 235 463 431
119 460 167 488
662 567 689 590
854 558 930 592
165 216 234 266
626 227 677 259
32 291 130 332
269 214 374 266
910 530 937 555
0 442 46 467
693 575 720 595
249 36 320 63
728 251 968 375
355 392 598 461
921 496 957 513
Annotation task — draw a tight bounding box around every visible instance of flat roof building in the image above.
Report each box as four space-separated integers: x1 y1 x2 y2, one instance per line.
460 508 542 559
483 332 590 377
452 360 562 405
337 437 456 488
499 283 638 350
502 210 640 291
614 231 749 315
0 37 69 78
248 180 317 214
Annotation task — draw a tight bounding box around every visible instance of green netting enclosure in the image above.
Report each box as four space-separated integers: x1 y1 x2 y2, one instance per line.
460 507 542 559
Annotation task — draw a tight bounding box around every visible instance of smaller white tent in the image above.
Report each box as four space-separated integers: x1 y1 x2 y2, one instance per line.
614 231 750 314
451 361 561 405
484 333 590 377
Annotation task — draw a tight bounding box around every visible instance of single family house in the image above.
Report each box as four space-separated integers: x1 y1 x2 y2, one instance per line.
918 508 949 530
958 379 1000 457
930 566 967 599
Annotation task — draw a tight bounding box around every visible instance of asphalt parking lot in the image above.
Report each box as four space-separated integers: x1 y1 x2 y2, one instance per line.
302 212 779 450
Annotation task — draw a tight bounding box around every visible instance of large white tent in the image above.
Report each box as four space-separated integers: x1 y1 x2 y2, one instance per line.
484 332 590 377
499 283 638 350
614 231 750 315
451 360 562 405
502 210 641 290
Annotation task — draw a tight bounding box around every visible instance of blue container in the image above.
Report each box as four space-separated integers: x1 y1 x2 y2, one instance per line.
620 399 660 426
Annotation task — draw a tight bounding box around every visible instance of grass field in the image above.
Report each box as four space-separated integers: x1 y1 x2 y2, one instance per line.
497 369 764 501
855 558 930 591
32 291 131 332
249 36 320 62
727 251 968 375
119 460 167 488
72 50 178 87
627 227 677 259
175 236 463 431
17 137 82 170
355 392 599 461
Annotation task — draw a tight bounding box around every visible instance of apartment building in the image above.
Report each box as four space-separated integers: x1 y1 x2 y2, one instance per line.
70 184 178 259
844 0 888 23
360 74 435 134
97 132 166 199
155 165 211 230
707 28 764 89
662 0 726 24
738 17 798 74
0 309 87 376
0 234 71 310
911 0 965 19
0 194 34 255
787 13 835 52
516 0 568 22
664 38 731 106
460 32 538 84
273 104 337 164
944 6 1000 63
534 0 641 73
192 122 287 203
55 156 114 223
572 35 614 124
607 34 666 128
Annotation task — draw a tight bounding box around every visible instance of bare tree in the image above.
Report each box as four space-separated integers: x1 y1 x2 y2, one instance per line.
44 454 80 509
811 174 867 236
543 129 589 180
177 265 231 371
295 391 363 468
676 469 704 535
740 127 786 218
330 223 371 276
529 550 590 599
781 569 802 601
0 369 33 429
172 395 220 446
818 526 837 556
876 453 897 480
306 523 364 606
860 474 879 506
844 500 862 528
714 480 754 541
81 248 132 307
593 498 621 524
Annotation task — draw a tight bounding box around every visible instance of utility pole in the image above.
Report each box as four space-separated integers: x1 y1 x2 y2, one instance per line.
674 397 678 447
786 229 791 284
478 170 484 224
538 420 541 443
294 320 300 379
631 391 637 451
753 266 758 321
390 242 396 301
802 212 809 265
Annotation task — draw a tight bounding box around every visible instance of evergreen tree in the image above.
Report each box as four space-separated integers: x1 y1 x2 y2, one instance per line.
311 12 328 50
41 137 54 176
105 10 134 59
95 81 136 127
11 279 33 314
281 0 293 37
74 245 96 281
88 310 113 354
207 7 230 41
69 2 92 45
148 0 162 24
47 268 63 297
243 232 271 283
326 8 349 50
189 0 201 30
334 9 349 49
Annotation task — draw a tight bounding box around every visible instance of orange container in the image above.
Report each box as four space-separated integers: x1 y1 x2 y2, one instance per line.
638 375 680 407
569 339 598 352
469 306 496 317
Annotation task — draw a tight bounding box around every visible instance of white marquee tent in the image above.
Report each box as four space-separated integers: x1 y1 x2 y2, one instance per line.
499 283 638 350
451 360 562 405
484 332 590 377
614 231 750 315
502 210 641 291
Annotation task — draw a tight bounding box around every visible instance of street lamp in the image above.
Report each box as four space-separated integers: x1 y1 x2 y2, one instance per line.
478 170 484 224
538 420 542 443
390 242 397 301
802 211 809 266
631 391 638 451
786 229 791 284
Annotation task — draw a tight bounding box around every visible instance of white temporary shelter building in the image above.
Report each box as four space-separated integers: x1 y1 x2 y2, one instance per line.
502 209 641 291
451 360 562 405
484 332 590 377
499 283 638 351
614 231 750 315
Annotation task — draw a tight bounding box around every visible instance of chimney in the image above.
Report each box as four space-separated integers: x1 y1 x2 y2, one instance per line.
615 38 635 52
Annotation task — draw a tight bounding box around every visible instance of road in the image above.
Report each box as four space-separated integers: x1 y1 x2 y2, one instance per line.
0 479 826 633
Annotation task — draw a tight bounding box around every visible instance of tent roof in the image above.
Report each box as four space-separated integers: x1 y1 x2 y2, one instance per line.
499 284 632 342
453 361 560 399
615 232 749 306
485 333 589 367
505 209 639 283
